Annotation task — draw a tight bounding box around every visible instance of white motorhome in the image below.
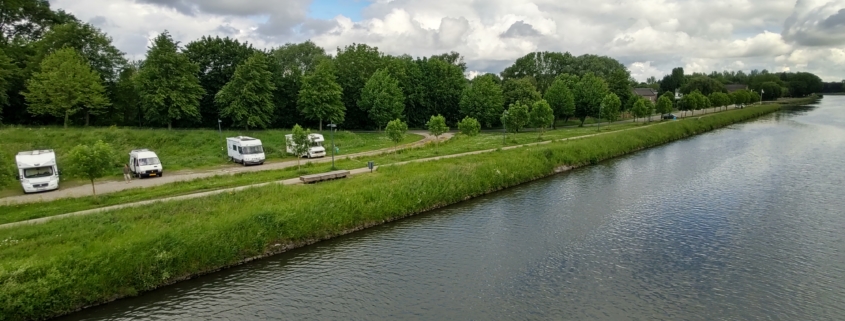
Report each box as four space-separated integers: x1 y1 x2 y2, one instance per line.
15 150 60 193
129 149 163 178
227 136 265 165
285 133 326 158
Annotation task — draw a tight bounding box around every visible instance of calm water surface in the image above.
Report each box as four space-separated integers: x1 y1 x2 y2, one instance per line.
62 97 845 320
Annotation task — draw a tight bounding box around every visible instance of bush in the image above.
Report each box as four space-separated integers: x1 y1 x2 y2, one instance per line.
457 116 481 137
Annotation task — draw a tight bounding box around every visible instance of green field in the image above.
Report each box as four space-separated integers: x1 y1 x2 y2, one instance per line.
0 121 643 224
0 103 792 321
0 127 422 190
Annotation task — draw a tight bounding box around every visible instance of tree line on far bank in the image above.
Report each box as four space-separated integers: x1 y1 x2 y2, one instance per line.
0 1 831 131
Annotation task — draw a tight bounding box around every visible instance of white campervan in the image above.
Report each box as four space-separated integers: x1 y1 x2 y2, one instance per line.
129 149 163 178
227 136 265 165
15 150 60 193
285 133 326 158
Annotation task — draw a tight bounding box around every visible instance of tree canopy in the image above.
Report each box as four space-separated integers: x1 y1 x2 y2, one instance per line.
359 68 405 130
600 93 621 123
502 101 530 133
460 74 504 128
215 52 276 130
66 140 117 196
573 72 609 126
503 77 542 109
136 31 205 129
530 99 554 137
297 59 345 131
544 76 576 126
23 47 108 128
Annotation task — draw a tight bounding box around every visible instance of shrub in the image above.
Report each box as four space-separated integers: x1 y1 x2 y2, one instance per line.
457 116 481 137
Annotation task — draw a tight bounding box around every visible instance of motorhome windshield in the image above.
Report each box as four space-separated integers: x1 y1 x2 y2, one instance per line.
243 146 264 154
138 157 160 166
23 166 54 178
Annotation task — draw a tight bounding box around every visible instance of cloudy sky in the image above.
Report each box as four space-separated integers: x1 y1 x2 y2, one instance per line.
49 0 845 82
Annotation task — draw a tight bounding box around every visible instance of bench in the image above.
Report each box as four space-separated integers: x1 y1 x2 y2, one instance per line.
299 170 350 184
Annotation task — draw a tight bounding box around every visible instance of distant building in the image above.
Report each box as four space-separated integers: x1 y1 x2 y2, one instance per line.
725 84 748 93
632 88 659 103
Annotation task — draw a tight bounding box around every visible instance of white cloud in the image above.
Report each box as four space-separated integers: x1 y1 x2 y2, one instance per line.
48 0 845 81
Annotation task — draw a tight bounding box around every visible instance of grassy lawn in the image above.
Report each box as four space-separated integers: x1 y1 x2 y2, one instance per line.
0 104 787 321
0 127 422 192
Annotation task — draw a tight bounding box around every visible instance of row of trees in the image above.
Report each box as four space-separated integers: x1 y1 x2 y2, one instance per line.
0 0 827 131
645 67 825 100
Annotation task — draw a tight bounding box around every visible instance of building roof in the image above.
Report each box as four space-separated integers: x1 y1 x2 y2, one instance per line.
632 88 658 96
725 84 748 92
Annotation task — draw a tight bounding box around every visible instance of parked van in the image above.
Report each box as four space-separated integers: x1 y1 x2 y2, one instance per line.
15 149 60 193
129 149 163 178
285 133 326 158
227 136 265 165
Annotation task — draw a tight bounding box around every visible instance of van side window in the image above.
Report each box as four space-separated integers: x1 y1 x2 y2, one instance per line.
232 144 236 151
237 146 243 154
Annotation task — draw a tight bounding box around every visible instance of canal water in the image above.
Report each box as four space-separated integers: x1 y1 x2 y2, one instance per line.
62 97 845 320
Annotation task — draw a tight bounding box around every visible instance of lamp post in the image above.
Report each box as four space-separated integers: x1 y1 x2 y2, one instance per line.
760 89 765 104
328 123 337 169
217 119 222 137
598 103 603 132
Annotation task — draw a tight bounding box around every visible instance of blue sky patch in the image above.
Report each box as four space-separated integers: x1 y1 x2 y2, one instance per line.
308 0 369 21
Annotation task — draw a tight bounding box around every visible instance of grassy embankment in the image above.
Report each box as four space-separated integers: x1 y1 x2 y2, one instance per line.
0 121 644 224
0 127 422 191
0 102 795 321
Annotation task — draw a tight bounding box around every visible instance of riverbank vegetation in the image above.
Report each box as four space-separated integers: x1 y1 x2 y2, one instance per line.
0 102 792 320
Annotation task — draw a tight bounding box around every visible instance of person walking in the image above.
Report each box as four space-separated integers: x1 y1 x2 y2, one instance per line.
123 164 132 183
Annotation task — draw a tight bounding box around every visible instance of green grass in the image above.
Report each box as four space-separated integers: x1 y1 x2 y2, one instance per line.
0 121 639 225
0 127 422 191
0 103 792 321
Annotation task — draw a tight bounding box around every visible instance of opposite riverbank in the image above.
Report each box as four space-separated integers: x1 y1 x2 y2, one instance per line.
0 99 816 321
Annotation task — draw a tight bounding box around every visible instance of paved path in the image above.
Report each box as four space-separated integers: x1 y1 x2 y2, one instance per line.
0 131 450 205
0 121 668 230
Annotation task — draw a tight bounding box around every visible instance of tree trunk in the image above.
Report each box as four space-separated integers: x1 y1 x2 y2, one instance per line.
168 122 172 130
319 119 323 132
64 110 69 129
91 179 96 196
85 110 90 126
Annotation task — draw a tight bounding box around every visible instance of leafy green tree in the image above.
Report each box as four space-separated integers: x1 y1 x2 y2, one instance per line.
430 51 467 72
502 102 530 133
708 92 730 111
288 124 311 170
215 52 276 130
457 116 481 137
385 118 408 153
659 67 686 94
23 47 108 128
656 96 673 117
426 114 449 149
418 57 465 124
459 74 504 128
544 76 576 127
599 93 621 122
530 99 554 138
66 140 117 196
761 82 782 101
113 61 141 126
136 31 205 130
269 40 329 128
573 72 609 126
0 0 62 45
30 21 126 83
335 43 384 128
680 76 727 96
503 77 542 109
749 90 761 104
184 36 256 127
359 68 404 130
0 51 13 123
297 59 345 132
644 99 656 122
631 98 649 122
500 51 576 93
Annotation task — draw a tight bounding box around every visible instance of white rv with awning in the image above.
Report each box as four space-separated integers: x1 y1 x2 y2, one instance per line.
15 149 60 193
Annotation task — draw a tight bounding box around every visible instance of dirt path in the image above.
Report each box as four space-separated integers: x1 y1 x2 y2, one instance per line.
0 122 665 229
0 131 449 205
